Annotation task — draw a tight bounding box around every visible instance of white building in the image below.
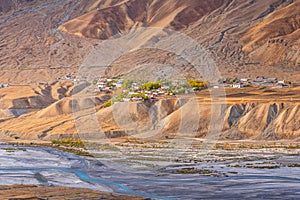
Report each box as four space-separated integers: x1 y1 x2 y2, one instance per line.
98 82 106 88
131 97 143 101
240 78 249 82
232 83 244 88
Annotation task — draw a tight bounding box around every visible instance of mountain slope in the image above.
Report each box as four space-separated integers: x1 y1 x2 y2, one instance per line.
1 0 299 82
242 0 300 66
0 0 98 83
59 0 224 39
58 0 300 80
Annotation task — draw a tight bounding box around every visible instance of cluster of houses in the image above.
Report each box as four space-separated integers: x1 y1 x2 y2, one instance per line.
122 87 172 102
252 77 291 88
93 76 294 102
95 78 196 102
217 77 292 89
1 73 293 93
96 78 123 93
56 72 293 92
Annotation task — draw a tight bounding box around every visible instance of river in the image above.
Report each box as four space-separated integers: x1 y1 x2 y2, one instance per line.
0 143 300 199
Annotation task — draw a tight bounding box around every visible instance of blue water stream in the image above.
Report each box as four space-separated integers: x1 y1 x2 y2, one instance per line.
0 167 173 200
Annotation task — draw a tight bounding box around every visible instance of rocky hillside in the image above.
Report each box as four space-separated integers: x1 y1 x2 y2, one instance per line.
241 0 300 67
59 0 300 79
0 0 98 83
0 0 300 82
0 85 299 141
59 0 224 39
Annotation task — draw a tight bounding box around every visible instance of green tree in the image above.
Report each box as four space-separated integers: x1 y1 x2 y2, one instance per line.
130 93 149 100
104 99 113 107
141 82 161 90
232 77 239 83
187 80 208 88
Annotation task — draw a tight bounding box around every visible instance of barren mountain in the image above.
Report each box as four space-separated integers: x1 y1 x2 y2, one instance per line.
0 0 300 142
59 0 300 80
59 0 224 39
0 0 98 83
0 0 300 82
242 0 300 67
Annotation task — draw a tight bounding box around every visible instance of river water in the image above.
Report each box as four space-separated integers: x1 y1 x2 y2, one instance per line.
0 143 300 199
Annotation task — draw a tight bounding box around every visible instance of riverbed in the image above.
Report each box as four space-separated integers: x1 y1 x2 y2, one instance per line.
0 143 300 199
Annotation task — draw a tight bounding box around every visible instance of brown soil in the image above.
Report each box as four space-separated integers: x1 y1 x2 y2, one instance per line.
0 185 147 200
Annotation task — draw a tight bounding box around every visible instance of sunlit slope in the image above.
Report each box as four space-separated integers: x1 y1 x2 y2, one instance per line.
242 0 300 66
1 87 300 141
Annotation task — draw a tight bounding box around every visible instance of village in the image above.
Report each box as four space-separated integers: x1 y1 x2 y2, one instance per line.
0 74 295 103
87 75 295 103
94 77 198 103
217 76 293 89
